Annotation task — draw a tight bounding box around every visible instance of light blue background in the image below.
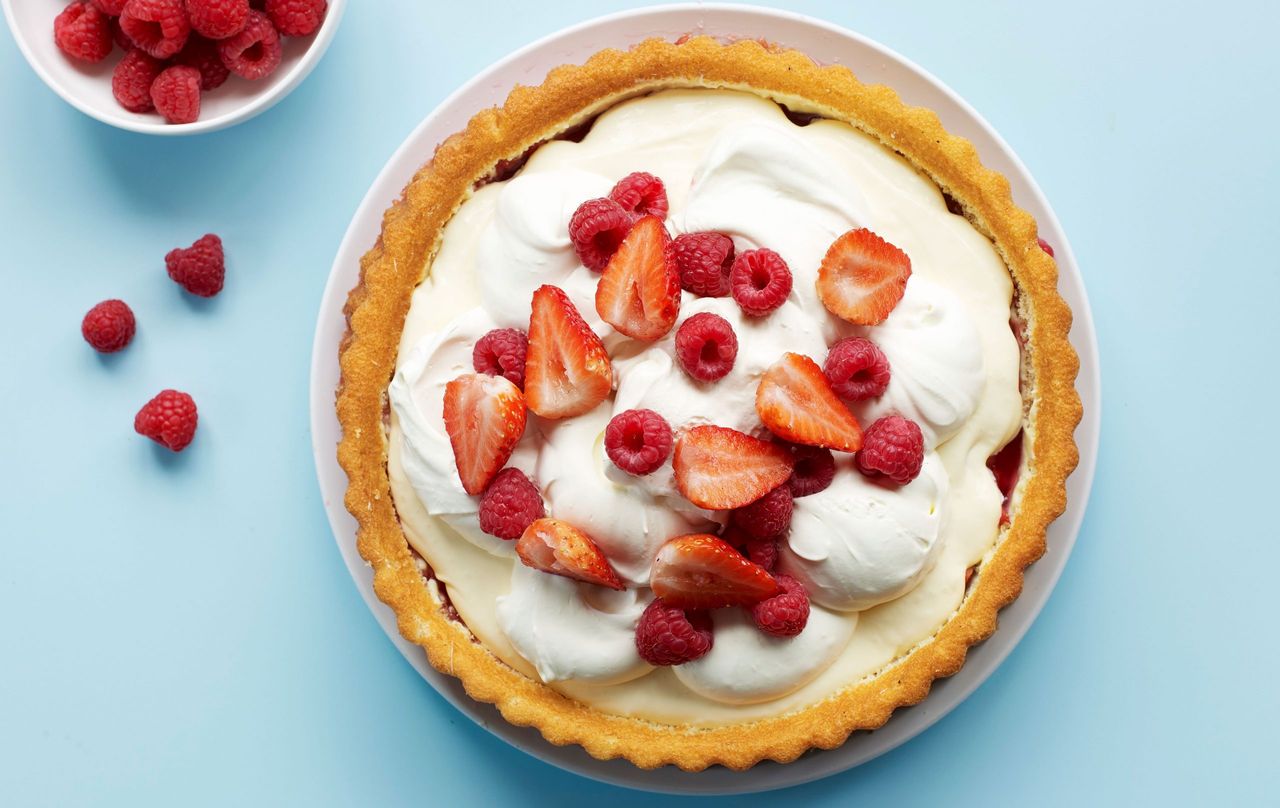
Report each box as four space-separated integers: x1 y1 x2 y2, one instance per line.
2 1 1277 805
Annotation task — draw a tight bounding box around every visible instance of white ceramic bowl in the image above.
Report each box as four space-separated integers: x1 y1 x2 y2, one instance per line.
310 3 1100 795
2 0 346 135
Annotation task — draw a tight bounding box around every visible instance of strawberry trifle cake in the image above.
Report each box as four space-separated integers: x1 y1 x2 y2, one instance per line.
338 37 1080 770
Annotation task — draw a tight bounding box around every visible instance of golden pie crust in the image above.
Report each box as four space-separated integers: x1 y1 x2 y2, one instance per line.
337 36 1082 771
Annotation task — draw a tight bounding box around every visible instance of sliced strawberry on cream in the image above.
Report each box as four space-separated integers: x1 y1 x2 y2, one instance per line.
756 353 863 452
650 534 778 609
595 215 681 341
516 518 625 590
672 425 793 510
817 228 911 326
442 373 528 495
525 285 613 419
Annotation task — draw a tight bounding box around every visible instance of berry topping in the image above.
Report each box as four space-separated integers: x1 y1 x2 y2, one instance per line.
786 444 835 497
674 312 737 382
635 598 712 666
730 248 792 316
817 228 912 326
749 574 810 637
134 389 198 452
745 537 779 571
855 415 925 485
165 234 225 297
516 518 624 590
604 408 673 476
569 197 633 272
472 328 528 388
756 353 863 452
595 216 681 341
185 0 249 39
608 171 669 219
477 468 544 540
217 10 281 80
650 534 778 609
524 285 613 419
150 65 201 124
81 299 136 353
119 0 190 60
731 484 793 540
1037 237 1055 258
54 2 114 64
112 49 164 113
442 373 527 496
264 0 327 37
672 425 793 511
823 336 891 401
673 231 735 297
988 430 1023 526
175 36 231 91
91 0 128 14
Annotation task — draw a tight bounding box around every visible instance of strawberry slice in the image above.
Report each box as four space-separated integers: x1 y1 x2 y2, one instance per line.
442 373 528 495
817 228 912 326
525 285 613 419
756 353 863 452
595 215 681 341
650 534 778 609
516 518 624 590
672 425 793 510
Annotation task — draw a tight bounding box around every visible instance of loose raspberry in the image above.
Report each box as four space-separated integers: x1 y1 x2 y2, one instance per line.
134 389 198 452
472 328 528 388
568 197 633 272
185 0 249 39
749 574 809 637
264 0 326 37
91 0 129 14
54 2 114 63
824 337 891 401
81 299 136 353
731 484 793 540
112 49 164 112
634 598 713 666
175 36 231 91
150 65 201 124
119 0 190 59
718 523 750 549
856 415 925 485
605 408 673 476
217 10 281 80
608 171 668 220
477 468 544 540
165 234 225 297
674 312 737 382
745 537 778 571
787 444 835 497
673 232 734 297
730 248 792 316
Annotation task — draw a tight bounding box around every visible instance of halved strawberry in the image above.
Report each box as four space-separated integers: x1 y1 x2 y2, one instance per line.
525 285 613 419
756 353 863 452
516 518 624 590
595 215 681 341
442 373 528 495
817 228 912 326
672 425 793 510
650 534 778 609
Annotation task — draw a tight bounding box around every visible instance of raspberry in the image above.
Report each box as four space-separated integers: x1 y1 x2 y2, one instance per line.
165 234 225 297
91 0 129 14
605 408 673 476
731 484 793 539
730 248 792 316
634 598 712 666
264 0 326 37
856 415 925 485
81 299 136 353
568 197 633 272
54 2 114 63
111 49 164 112
185 0 249 39
787 444 835 497
119 0 190 59
472 328 528 389
824 337 890 401
477 468 544 540
674 312 737 382
217 10 281 80
745 537 778 571
134 389 198 452
673 232 734 297
749 574 809 637
175 36 231 90
608 171 668 220
150 65 201 124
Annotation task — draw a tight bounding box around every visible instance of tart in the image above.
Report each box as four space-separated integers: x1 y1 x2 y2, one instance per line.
337 36 1081 771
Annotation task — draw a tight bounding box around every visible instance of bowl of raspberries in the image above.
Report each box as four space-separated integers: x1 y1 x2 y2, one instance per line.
3 0 345 133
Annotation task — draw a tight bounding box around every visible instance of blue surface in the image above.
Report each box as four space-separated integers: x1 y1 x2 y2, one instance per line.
2 2 1277 805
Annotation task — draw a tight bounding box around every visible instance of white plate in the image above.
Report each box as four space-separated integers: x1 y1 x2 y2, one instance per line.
309 4 1100 795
